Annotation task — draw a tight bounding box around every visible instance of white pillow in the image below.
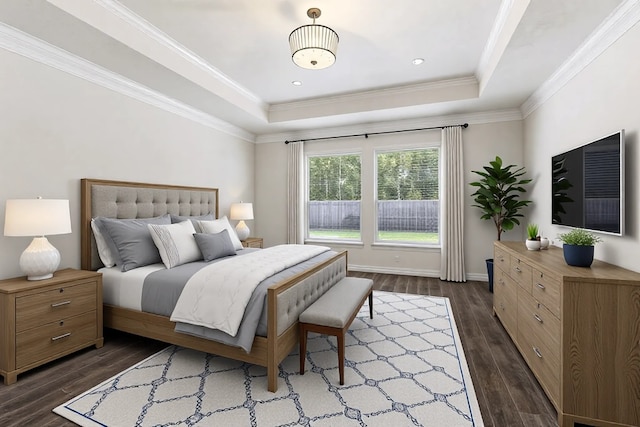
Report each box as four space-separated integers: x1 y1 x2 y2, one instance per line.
147 220 202 269
91 218 115 267
197 216 243 251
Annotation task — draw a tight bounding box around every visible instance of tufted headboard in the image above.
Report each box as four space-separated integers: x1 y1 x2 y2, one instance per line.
80 179 219 271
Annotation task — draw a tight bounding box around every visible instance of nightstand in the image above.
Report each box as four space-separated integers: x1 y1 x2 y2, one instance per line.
241 237 263 248
0 268 103 385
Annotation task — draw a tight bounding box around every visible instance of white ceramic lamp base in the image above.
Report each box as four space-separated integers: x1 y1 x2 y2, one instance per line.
20 237 61 280
235 220 250 241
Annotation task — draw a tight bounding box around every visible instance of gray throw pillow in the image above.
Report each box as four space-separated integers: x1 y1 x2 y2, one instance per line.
193 230 237 262
97 214 171 271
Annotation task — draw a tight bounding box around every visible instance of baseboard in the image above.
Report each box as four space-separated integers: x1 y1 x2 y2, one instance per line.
348 264 488 282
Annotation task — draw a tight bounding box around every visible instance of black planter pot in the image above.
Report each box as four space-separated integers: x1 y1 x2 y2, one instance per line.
563 244 594 267
486 258 494 293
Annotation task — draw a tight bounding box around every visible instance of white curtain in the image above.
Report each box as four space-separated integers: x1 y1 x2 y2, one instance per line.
440 127 466 282
287 141 305 244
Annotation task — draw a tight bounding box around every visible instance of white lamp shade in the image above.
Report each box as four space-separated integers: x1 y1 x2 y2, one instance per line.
289 24 338 70
230 203 254 221
4 199 71 236
4 199 71 280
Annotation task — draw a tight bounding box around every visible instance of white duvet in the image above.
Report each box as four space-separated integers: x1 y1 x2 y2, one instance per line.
170 244 329 336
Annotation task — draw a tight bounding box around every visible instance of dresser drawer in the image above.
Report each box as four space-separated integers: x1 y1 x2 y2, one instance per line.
518 290 560 362
518 325 560 406
494 246 510 271
16 280 97 332
494 268 518 338
16 311 98 368
510 256 533 294
532 268 561 318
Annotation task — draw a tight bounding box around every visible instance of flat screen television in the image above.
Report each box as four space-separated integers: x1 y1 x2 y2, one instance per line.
551 130 624 235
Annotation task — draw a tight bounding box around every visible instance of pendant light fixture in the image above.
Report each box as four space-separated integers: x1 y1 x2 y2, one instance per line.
289 8 339 70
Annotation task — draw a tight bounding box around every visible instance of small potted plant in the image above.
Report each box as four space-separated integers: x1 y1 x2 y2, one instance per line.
557 228 602 267
526 223 541 251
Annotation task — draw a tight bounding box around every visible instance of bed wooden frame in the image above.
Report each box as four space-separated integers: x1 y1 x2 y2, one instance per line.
80 178 347 392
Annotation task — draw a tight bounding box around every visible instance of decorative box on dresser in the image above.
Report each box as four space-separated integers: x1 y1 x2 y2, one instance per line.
0 268 103 385
493 241 640 427
241 237 263 248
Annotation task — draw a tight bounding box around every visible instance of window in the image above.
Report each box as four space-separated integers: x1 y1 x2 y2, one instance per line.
376 148 439 244
307 154 361 241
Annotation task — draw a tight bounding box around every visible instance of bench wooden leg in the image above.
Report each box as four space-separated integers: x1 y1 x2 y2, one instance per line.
299 323 308 375
369 291 373 319
337 331 345 385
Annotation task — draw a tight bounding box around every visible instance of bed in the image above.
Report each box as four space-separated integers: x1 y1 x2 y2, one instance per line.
80 178 347 392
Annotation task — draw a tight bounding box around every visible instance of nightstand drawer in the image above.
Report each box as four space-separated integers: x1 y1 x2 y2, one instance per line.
16 280 97 332
241 237 263 248
16 311 98 368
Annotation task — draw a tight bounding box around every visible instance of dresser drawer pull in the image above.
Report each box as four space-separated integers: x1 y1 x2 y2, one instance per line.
51 332 71 341
534 314 543 323
514 266 522 273
51 300 71 308
533 346 543 358
536 283 546 291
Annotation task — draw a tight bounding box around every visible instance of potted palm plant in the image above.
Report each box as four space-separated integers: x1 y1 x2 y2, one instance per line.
557 228 602 267
470 156 533 291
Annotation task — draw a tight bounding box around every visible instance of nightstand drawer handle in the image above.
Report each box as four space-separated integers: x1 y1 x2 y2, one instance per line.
51 300 71 308
514 266 521 273
51 332 71 341
536 283 546 290
533 346 543 358
534 314 543 323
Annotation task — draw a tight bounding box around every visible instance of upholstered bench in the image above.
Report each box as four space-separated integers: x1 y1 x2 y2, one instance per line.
299 276 373 385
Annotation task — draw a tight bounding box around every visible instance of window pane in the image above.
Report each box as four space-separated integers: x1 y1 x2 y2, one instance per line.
376 149 439 244
308 154 361 240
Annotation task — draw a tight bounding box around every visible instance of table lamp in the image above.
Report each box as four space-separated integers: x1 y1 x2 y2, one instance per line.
4 198 72 280
230 202 253 241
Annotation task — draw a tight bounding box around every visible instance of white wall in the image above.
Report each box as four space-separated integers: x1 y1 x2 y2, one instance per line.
524 21 640 272
255 120 526 279
0 50 255 280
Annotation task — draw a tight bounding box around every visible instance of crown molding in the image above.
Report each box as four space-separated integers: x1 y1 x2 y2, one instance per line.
0 23 255 142
91 0 267 111
270 77 478 113
255 109 522 144
476 0 531 95
520 0 640 118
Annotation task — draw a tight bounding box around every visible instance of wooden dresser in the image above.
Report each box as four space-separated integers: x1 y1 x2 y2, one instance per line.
0 269 103 385
493 241 640 427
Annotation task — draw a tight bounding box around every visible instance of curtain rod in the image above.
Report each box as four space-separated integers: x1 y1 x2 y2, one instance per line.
284 123 468 144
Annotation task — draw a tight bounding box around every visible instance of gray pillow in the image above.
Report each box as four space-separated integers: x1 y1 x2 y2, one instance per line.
97 214 171 271
170 213 215 232
193 230 237 262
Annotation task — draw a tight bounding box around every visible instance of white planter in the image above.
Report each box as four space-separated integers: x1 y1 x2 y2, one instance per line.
540 237 550 250
525 239 541 251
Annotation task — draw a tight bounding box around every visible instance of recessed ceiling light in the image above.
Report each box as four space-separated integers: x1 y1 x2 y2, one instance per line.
412 58 424 65
292 80 302 86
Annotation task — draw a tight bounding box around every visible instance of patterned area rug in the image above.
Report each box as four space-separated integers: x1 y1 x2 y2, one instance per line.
54 291 484 426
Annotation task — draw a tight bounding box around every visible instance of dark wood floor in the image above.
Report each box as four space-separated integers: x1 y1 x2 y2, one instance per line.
0 274 558 426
